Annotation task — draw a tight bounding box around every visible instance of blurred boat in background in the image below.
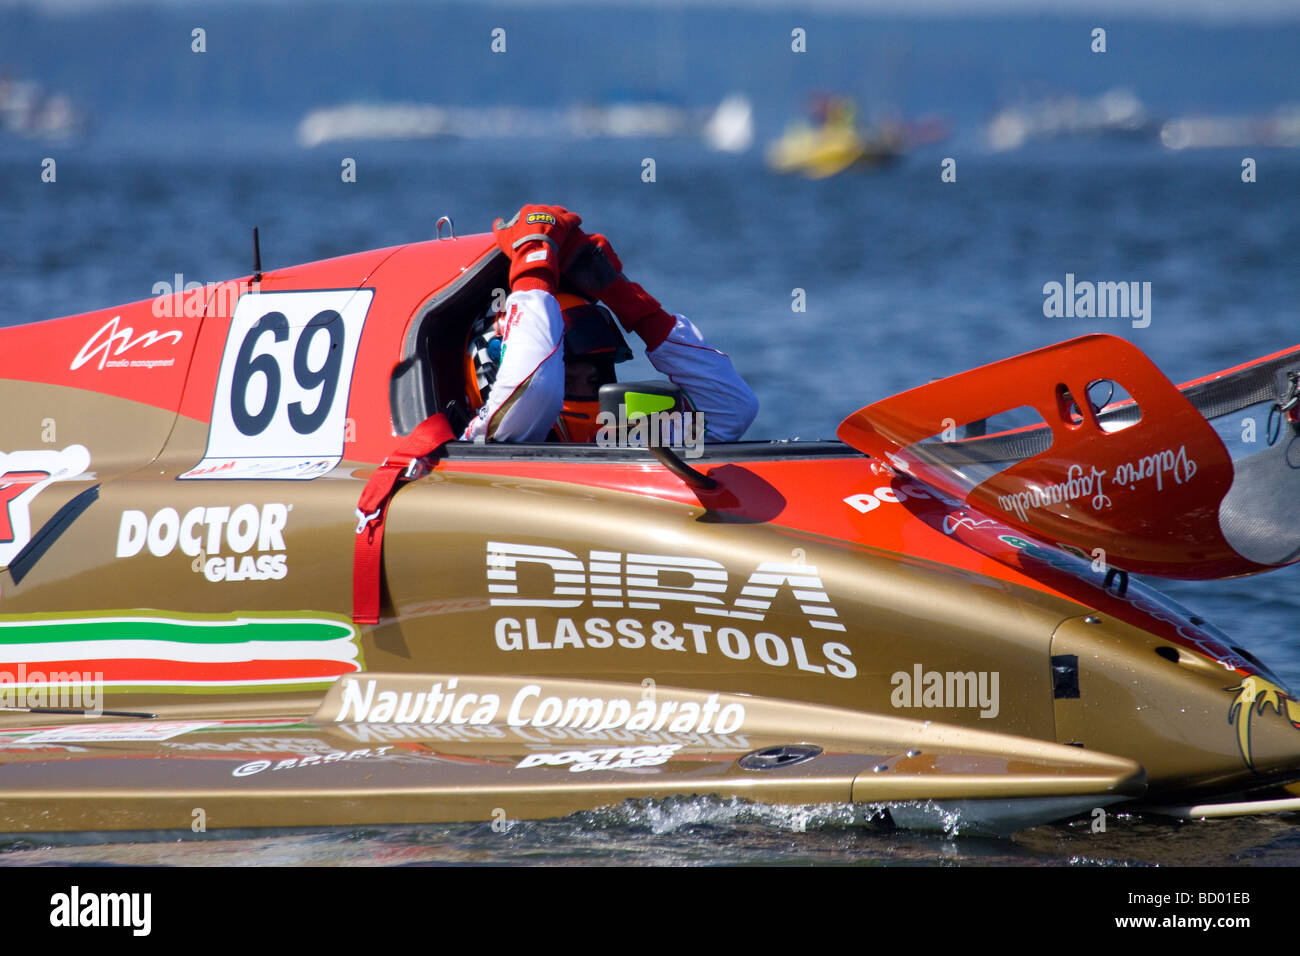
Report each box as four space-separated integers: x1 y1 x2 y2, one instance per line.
296 94 754 151
1161 106 1300 149
985 88 1158 151
0 70 88 142
767 96 907 178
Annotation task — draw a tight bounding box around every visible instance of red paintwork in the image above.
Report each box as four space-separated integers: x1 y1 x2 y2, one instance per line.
839 335 1257 578
434 456 1001 576
2 237 496 468
0 473 47 541
174 237 498 464
0 300 195 413
21 658 356 683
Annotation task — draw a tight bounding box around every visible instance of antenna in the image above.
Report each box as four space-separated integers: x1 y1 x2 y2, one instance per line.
252 227 263 283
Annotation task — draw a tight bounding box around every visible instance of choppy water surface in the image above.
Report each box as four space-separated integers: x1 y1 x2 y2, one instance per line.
0 135 1298 865
4 799 1300 866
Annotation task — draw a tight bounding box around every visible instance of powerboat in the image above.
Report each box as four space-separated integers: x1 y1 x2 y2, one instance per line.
1 228 1297 836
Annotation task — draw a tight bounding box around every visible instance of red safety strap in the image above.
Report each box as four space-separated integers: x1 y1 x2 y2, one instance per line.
352 413 456 625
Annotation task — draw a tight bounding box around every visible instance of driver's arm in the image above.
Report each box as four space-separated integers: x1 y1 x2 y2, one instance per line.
462 205 581 442
644 315 758 442
564 231 758 441
461 290 565 442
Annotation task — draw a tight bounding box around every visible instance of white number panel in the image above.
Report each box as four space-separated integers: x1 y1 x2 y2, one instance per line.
181 289 373 481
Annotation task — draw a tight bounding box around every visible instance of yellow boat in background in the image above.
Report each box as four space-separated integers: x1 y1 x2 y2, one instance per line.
766 97 904 178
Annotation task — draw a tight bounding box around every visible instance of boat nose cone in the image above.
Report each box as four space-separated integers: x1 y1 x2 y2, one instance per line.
1224 674 1300 774
1050 615 1300 792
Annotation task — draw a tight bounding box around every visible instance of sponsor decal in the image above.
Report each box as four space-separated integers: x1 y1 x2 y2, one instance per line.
0 717 303 750
1111 444 1198 493
493 616 855 679
485 541 845 632
334 677 747 735
179 457 334 481
70 315 182 372
186 289 371 481
856 448 1198 529
525 212 557 225
0 445 92 566
997 464 1111 523
497 301 522 341
889 664 1000 719
20 721 211 744
116 503 290 582
844 480 961 516
1227 675 1300 770
995 445 1197 523
941 513 1000 535
0 612 361 691
516 744 681 773
232 745 393 777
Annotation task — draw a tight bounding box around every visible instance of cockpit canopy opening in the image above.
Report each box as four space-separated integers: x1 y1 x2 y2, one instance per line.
390 248 508 435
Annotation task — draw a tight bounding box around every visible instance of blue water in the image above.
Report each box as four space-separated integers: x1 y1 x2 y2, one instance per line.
1 132 1299 865
6 138 1299 427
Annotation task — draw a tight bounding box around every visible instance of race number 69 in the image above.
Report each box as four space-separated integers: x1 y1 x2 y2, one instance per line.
230 309 345 436
201 290 372 470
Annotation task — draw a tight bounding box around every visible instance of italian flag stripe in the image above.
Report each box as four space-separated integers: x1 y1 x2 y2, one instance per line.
0 638 358 665
0 617 353 646
0 615 361 688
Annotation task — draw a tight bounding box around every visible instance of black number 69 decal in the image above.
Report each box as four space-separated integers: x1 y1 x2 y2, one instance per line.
230 309 344 437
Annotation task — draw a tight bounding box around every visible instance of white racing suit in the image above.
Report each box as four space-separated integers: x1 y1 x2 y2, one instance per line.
461 288 759 443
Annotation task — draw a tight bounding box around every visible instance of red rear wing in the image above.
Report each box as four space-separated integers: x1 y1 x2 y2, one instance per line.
838 334 1300 579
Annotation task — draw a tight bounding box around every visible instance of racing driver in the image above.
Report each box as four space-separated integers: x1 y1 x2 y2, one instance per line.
461 203 759 444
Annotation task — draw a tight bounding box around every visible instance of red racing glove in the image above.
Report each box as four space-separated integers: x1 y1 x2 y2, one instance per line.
562 232 676 351
493 204 583 294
